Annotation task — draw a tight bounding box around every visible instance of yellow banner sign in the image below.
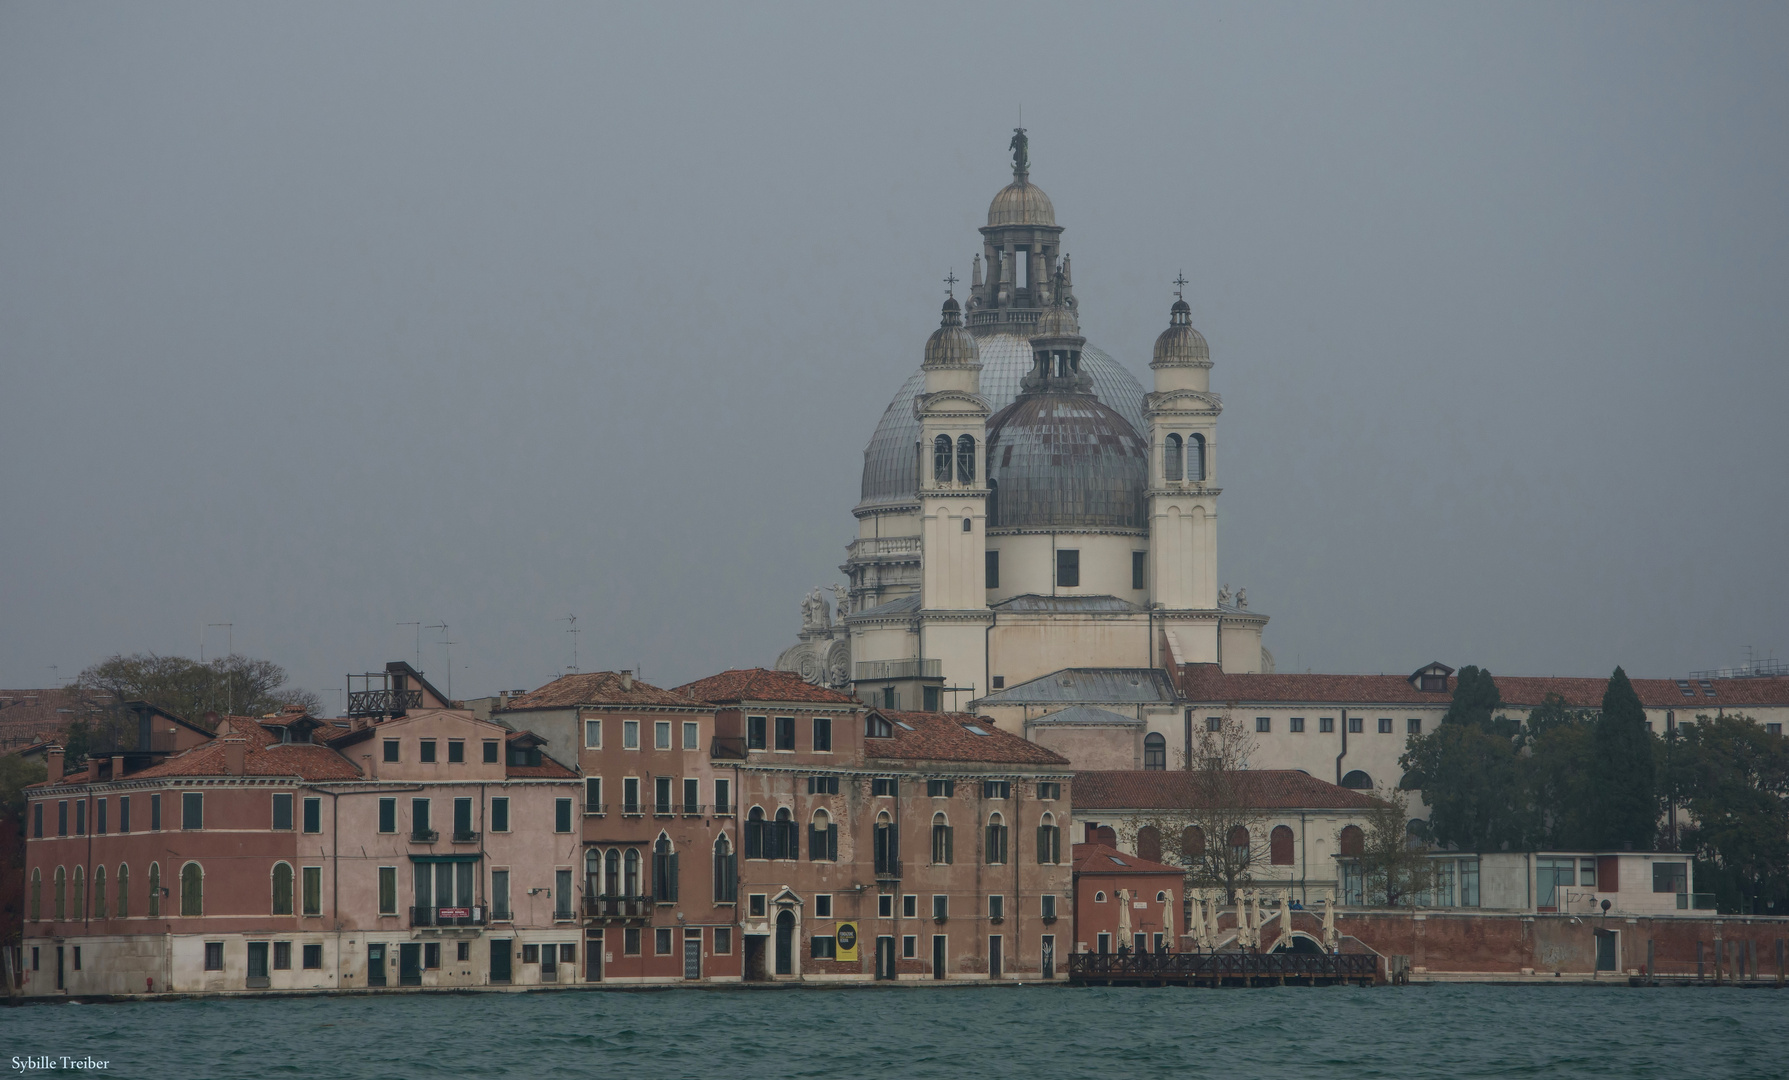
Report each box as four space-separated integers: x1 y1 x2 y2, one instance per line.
835 921 859 963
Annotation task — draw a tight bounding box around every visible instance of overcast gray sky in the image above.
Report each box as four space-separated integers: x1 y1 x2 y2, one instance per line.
3 2 1785 707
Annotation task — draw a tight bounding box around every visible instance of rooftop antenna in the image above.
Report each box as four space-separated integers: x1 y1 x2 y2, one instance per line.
944 270 958 299
427 623 455 700
559 615 580 674
46 664 59 687
397 622 422 669
1173 271 1188 300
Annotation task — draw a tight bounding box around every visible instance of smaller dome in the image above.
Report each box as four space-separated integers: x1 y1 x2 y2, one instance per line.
924 297 979 367
1153 298 1210 366
1033 297 1080 338
988 180 1056 228
986 394 1148 530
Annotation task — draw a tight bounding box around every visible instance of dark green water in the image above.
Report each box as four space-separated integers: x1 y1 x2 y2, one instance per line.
3 985 1784 1079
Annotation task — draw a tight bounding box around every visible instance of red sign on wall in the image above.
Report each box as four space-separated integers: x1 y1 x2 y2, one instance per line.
438 907 470 919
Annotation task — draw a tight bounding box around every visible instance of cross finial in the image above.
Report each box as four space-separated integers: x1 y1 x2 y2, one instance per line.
1173 271 1189 299
944 269 958 298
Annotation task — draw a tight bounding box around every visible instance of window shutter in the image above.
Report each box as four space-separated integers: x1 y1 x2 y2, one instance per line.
669 853 679 901
808 825 819 861
890 825 899 860
828 824 838 861
945 826 954 865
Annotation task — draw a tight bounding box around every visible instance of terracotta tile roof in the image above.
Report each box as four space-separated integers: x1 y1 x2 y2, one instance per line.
502 671 705 710
674 668 861 706
865 710 1069 767
1071 843 1187 877
127 739 363 782
1175 664 1789 710
506 756 579 780
1074 769 1380 811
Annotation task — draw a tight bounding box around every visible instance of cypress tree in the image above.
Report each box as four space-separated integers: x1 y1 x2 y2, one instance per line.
1590 667 1657 850
1442 666 1502 729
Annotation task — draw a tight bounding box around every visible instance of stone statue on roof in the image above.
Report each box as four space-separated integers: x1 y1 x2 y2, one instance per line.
1009 127 1028 175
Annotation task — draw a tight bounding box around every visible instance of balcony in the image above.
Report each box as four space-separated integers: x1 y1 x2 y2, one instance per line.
845 536 921 563
855 658 942 681
874 858 902 882
713 802 734 817
621 804 643 818
410 905 487 928
1676 892 1717 910
410 829 439 844
653 804 676 818
583 803 608 817
348 687 423 719
681 804 706 818
452 830 479 844
583 895 655 922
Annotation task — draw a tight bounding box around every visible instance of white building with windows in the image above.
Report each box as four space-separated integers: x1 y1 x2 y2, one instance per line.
777 131 1269 712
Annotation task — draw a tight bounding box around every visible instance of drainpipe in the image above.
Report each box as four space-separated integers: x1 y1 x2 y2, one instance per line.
329 785 341 990
1335 710 1348 786
984 611 996 711
1299 811 1308 907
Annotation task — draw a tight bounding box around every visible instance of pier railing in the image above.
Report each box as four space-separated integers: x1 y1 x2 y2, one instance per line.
1069 950 1378 985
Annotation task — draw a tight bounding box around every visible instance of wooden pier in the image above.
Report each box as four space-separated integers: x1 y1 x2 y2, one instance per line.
1068 951 1378 987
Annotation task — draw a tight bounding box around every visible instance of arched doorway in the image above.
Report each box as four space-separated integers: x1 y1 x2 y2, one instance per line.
775 909 795 976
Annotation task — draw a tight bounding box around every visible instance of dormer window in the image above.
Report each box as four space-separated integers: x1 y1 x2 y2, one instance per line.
866 714 893 739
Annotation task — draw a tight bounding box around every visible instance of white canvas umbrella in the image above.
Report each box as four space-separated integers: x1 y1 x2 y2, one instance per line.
1322 888 1338 950
1162 891 1175 950
1117 887 1132 946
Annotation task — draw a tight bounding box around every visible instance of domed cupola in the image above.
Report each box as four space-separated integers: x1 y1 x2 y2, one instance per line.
987 179 1056 228
984 294 1148 531
1153 297 1211 368
923 296 979 368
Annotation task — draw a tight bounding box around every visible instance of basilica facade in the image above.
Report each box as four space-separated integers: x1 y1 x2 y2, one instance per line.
778 134 1269 712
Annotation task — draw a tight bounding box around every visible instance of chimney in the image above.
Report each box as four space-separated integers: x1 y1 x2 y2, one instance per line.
621 670 633 691
46 745 64 783
499 691 509 710
112 755 126 781
222 736 247 776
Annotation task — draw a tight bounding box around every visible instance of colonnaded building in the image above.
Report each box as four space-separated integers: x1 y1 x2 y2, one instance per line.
777 134 1789 808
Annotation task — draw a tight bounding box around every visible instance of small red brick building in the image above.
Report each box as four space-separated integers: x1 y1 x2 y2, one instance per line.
1071 841 1186 956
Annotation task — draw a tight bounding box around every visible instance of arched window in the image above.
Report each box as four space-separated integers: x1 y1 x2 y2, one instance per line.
1094 891 1107 903
1095 824 1117 848
714 834 737 902
1164 433 1183 481
604 849 620 896
116 864 129 919
956 435 976 484
772 807 796 861
53 866 65 921
809 809 838 862
874 810 899 876
72 866 84 921
585 848 603 898
180 862 203 917
1156 891 1169 903
1143 732 1167 771
623 848 641 897
1227 827 1250 862
1188 433 1206 482
933 435 952 483
985 812 1008 865
94 865 106 921
1182 826 1206 859
931 812 954 865
745 806 766 859
1270 825 1294 866
1137 825 1162 863
1338 825 1365 857
28 868 41 922
1340 770 1373 790
652 834 679 901
147 863 160 918
272 862 294 916
1035 812 1060 865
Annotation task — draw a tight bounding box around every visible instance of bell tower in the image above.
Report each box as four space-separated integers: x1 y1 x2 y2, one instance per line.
1146 282 1223 659
915 289 992 699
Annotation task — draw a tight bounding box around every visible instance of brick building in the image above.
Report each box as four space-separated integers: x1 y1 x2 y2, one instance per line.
1070 842 1186 956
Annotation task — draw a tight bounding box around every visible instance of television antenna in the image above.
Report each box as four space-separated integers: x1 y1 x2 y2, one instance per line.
397 622 422 669
427 623 456 699
558 615 580 674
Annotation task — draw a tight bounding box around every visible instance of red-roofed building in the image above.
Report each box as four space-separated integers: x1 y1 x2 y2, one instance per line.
23 666 580 998
1071 769 1380 909
669 669 1073 984
1071 843 1186 956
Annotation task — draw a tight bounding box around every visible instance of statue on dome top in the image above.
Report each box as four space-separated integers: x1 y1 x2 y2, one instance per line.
1009 127 1029 176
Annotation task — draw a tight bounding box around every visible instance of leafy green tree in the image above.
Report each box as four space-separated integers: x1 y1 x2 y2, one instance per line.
0 756 47 948
1523 694 1600 848
1667 714 1789 914
1588 667 1657 849
75 653 316 728
1442 665 1504 730
1403 665 1531 850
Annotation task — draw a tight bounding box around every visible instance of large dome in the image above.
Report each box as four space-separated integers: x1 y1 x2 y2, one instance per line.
859 333 1148 508
985 393 1148 530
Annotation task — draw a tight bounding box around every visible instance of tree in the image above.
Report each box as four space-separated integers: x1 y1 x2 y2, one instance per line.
1124 713 1269 904
0 756 47 949
1587 667 1657 850
74 653 316 729
1523 694 1600 848
1667 714 1789 915
1351 787 1436 907
1402 666 1532 851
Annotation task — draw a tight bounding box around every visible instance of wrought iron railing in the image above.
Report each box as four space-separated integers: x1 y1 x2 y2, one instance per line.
348 688 423 718
410 905 487 928
583 895 655 920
